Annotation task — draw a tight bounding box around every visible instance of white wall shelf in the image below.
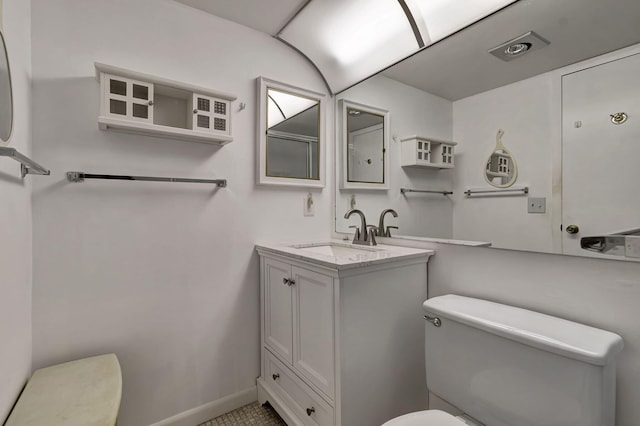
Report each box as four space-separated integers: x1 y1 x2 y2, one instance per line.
401 135 457 169
95 62 236 145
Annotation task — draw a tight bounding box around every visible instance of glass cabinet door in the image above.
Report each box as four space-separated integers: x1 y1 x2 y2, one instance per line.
192 94 230 135
104 74 154 123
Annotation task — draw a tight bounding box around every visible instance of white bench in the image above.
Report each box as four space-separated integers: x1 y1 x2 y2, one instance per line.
6 354 122 426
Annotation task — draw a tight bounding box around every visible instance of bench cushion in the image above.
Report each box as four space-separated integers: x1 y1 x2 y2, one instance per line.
6 354 122 426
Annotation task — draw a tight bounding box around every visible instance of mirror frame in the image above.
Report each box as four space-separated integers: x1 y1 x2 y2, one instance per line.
256 77 326 188
338 99 390 190
0 30 14 146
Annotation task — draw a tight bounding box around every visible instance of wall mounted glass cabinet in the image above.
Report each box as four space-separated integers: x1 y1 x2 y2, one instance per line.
339 99 390 190
257 77 326 188
96 63 236 145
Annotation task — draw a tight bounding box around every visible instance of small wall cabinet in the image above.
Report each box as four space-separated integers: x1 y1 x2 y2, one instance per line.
400 135 457 169
96 63 236 145
257 248 430 426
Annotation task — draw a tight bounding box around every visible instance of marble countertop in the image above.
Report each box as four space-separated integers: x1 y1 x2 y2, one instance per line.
389 234 491 247
255 239 433 270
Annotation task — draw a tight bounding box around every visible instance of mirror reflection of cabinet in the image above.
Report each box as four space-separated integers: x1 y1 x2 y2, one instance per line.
339 100 389 190
400 136 457 168
257 77 325 187
484 129 518 188
97 63 235 145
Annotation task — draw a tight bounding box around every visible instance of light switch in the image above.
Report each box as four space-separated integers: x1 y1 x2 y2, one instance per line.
303 193 314 217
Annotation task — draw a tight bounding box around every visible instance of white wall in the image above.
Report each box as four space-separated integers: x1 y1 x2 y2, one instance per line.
0 0 32 421
336 75 454 237
30 1 331 425
452 73 556 252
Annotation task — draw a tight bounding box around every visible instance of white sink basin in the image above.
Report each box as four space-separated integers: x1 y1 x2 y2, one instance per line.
293 243 381 257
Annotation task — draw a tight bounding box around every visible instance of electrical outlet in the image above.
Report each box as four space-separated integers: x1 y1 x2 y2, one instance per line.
528 197 546 213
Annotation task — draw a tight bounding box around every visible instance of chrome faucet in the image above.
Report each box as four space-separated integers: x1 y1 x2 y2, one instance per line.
344 209 377 246
378 209 399 237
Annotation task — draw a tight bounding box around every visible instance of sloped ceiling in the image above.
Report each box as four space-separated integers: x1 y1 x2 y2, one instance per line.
173 0 306 35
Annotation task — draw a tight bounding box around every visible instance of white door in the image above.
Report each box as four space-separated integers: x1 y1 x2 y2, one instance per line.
562 52 640 258
263 258 293 363
103 74 154 123
292 266 335 398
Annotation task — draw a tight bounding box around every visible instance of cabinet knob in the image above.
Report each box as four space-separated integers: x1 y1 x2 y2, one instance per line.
306 407 315 416
282 278 290 286
272 373 279 381
193 109 198 114
148 100 154 106
288 279 295 286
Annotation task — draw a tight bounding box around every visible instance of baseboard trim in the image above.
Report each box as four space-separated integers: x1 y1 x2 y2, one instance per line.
150 386 257 426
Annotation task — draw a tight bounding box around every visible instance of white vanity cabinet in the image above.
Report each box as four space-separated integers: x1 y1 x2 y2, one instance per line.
263 258 335 399
96 63 235 145
257 243 432 426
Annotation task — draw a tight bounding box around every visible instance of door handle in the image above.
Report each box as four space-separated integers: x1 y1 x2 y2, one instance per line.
566 224 580 234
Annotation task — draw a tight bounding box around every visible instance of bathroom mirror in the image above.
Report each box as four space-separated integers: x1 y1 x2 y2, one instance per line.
484 129 518 188
257 77 325 187
339 99 389 190
0 30 13 145
334 0 640 261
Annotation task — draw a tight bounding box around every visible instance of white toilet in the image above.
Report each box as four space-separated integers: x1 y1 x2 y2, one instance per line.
384 295 624 426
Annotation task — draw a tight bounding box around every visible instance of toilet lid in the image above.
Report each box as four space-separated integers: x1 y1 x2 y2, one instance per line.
382 410 466 426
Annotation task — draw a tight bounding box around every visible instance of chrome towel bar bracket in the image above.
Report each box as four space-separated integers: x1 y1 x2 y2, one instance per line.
0 146 51 178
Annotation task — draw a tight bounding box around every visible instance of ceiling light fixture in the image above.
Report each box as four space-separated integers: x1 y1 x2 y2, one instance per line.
505 42 531 56
406 0 517 46
278 0 520 93
489 31 550 62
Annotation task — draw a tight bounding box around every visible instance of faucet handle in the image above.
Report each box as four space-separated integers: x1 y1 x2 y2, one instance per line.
385 226 399 237
366 225 379 236
366 226 378 246
348 225 361 239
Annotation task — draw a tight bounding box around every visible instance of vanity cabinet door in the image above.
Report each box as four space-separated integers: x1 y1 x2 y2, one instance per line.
264 258 294 363
292 266 335 398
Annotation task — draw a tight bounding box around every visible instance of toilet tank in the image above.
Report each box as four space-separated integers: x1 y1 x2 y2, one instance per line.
423 295 624 426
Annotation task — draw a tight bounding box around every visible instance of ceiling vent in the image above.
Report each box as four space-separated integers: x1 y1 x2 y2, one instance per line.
488 31 550 62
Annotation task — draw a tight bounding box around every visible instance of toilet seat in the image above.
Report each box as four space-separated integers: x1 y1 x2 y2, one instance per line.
382 410 466 426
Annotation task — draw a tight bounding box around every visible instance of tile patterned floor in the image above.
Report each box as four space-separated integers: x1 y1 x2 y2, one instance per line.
198 401 287 425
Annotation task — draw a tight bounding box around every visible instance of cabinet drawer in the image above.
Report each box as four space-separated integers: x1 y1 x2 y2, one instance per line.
266 350 334 426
